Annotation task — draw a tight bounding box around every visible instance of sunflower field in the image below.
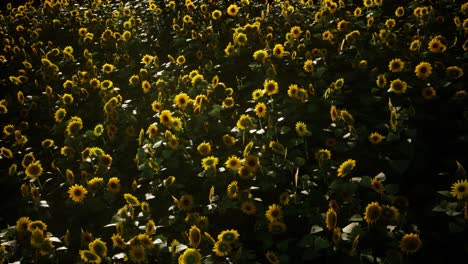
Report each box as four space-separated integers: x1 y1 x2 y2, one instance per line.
0 0 467 263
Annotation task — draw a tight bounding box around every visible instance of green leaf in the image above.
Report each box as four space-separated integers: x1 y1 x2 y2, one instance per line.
455 160 466 179
280 126 291 134
437 191 451 197
360 176 371 188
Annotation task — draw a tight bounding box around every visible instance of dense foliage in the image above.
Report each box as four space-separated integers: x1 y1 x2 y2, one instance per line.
0 0 467 263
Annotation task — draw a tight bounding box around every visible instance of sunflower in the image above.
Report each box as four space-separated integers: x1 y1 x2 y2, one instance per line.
179 248 202 264
268 221 287 234
234 33 248 46
428 37 446 53
188 225 201 248
87 177 104 193
66 116 83 136
263 79 279 96
211 9 222 20
364 202 382 224
196 142 211 156
129 245 146 263
140 54 154 66
388 58 405 73
129 74 140 86
265 204 283 223
54 108 67 123
213 240 232 257
227 4 238 16
295 121 308 137
68 184 87 203
191 74 205 86
107 177 120 193
253 49 268 63
222 97 235 108
28 220 47 232
290 26 302 38
217 229 239 244
446 66 464 79
16 216 31 233
174 93 190 109
337 159 356 177
414 62 432 79
381 205 400 223
222 134 236 146
269 140 286 155
248 86 261 98
303 59 314 73
368 132 384 144
265 251 280 264
3 124 15 136
272 44 284 58
225 155 241 171
25 160 43 178
326 208 337 231
369 177 384 194
160 110 173 125
255 102 267 118
400 233 422 254
240 201 257 215
98 154 112 168
200 156 218 171
226 181 239 199
244 155 259 172
89 239 107 257
178 194 194 211
111 233 126 249
390 109 398 130
0 147 13 159
79 249 101 263
141 80 152 93
287 84 299 98
124 193 140 207
100 80 113 90
421 86 436 100
147 124 159 139
316 149 332 161
102 63 114 74
395 6 405 17
389 79 407 94
450 179 468 200
376 74 387 88
236 114 254 130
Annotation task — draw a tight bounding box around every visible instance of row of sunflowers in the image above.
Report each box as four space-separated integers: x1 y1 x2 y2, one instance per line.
0 0 467 263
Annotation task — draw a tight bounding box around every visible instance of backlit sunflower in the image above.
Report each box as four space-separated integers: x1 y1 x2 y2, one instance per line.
446 66 464 79
364 201 382 224
236 114 254 130
54 108 67 123
79 249 101 264
189 225 201 248
102 63 114 74
370 178 385 194
197 142 211 156
450 179 468 200
414 62 432 79
240 201 257 215
265 251 280 264
421 86 436 100
388 58 405 72
107 177 120 193
124 193 140 207
269 140 286 155
213 240 232 257
178 248 202 264
129 245 146 263
217 229 239 244
226 181 239 199
25 160 43 178
316 149 332 161
381 205 400 223
268 220 287 234
89 238 107 257
68 184 88 203
368 132 384 144
253 49 268 63
201 156 218 171
177 194 194 211
326 207 337 231
389 79 407 94
337 159 356 177
265 204 283 223
174 93 190 109
400 233 422 254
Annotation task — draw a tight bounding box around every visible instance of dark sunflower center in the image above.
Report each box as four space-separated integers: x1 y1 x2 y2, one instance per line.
457 185 466 192
74 189 82 196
